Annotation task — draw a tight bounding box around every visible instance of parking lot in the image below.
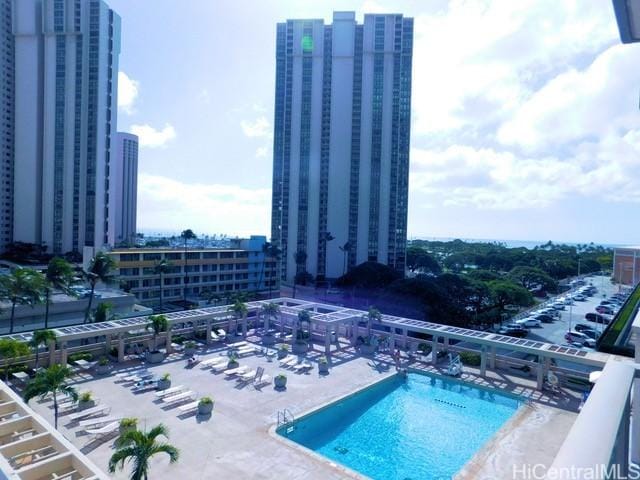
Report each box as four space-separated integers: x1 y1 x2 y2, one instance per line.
517 275 623 347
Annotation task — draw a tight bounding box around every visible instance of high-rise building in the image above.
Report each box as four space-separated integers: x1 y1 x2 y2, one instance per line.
270 11 413 283
113 132 138 246
0 0 14 252
12 0 121 255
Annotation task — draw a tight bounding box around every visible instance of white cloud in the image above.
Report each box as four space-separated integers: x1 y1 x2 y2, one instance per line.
129 123 176 148
497 44 640 149
410 0 617 135
255 146 268 158
240 116 271 138
117 71 139 115
137 174 270 236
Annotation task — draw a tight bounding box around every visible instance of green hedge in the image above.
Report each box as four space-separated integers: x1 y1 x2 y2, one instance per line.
459 352 481 367
68 352 93 363
597 284 640 356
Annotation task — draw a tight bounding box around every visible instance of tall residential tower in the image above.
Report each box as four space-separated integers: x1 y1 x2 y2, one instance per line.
12 0 121 254
271 11 413 282
0 0 14 251
113 132 138 246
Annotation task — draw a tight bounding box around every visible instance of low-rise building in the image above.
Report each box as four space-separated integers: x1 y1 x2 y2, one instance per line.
613 246 640 285
108 235 279 308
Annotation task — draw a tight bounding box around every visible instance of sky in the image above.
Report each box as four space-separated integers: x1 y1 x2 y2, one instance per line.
109 0 640 245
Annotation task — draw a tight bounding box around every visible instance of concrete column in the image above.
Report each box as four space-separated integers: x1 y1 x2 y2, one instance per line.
118 333 125 363
402 329 408 349
166 330 173 354
47 339 56 367
104 334 111 356
480 345 487 376
325 328 331 356
489 346 496 370
206 321 212 345
389 333 395 352
431 336 438 365
242 314 248 338
60 342 68 367
444 336 449 349
536 355 545 390
292 322 298 345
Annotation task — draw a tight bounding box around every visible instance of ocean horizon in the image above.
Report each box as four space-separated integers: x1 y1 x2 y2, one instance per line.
410 236 623 250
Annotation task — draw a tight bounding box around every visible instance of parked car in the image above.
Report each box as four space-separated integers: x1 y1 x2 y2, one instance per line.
564 331 596 348
539 308 559 317
532 314 555 323
498 326 528 338
515 317 541 328
596 305 615 315
585 312 611 324
574 323 593 333
551 303 566 310
572 295 587 302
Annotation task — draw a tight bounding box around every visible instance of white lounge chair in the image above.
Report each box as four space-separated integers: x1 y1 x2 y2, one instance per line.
255 374 271 388
79 415 123 428
237 369 257 382
69 405 110 421
294 361 313 372
162 391 195 404
201 357 226 368
210 331 221 342
282 356 300 367
177 401 199 413
154 386 185 398
224 366 248 377
85 421 119 439
217 329 227 340
211 362 233 373
279 355 296 367
237 346 256 357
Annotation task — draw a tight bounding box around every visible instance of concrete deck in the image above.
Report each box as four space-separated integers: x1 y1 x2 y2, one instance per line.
27 337 579 479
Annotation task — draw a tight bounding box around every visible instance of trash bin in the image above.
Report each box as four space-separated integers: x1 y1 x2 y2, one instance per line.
331 331 337 342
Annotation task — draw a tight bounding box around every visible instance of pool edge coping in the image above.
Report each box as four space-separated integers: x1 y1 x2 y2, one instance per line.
269 368 525 480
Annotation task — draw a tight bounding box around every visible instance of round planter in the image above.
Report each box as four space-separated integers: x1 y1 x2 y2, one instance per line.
96 364 110 375
78 400 95 411
277 349 289 360
146 351 165 364
227 361 239 369
318 363 329 375
274 376 287 390
157 379 171 391
292 342 308 354
197 402 214 415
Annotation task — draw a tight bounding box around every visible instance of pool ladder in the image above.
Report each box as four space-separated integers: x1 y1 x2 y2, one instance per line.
277 408 296 435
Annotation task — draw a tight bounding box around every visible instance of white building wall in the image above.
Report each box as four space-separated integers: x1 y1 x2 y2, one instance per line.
326 15 354 278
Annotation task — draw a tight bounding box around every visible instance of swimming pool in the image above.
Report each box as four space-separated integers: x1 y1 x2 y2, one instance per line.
279 372 521 480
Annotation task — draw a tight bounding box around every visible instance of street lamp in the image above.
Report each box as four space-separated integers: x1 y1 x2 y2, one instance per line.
613 0 640 43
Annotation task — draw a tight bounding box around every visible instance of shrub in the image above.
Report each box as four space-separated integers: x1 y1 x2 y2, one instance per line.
459 352 481 367
160 373 170 381
79 391 93 402
319 356 328 364
184 341 196 349
109 347 118 357
68 352 93 363
98 357 109 366
276 373 287 381
119 417 138 429
198 396 213 406
279 344 289 352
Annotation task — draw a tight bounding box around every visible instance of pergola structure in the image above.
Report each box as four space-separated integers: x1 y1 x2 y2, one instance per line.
0 297 612 389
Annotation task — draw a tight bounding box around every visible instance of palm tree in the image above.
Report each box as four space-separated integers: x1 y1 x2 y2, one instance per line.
91 302 115 323
146 314 168 352
153 259 172 312
261 302 279 333
31 329 57 370
0 338 30 382
23 364 77 429
367 307 382 339
339 241 352 276
109 423 179 480
180 229 197 308
44 257 78 329
296 309 311 342
83 252 117 324
227 300 247 335
0 267 47 333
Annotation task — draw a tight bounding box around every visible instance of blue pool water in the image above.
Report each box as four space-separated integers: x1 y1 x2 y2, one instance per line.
281 372 520 480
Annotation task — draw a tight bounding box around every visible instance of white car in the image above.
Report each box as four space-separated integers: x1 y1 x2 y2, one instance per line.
564 331 596 348
515 317 541 328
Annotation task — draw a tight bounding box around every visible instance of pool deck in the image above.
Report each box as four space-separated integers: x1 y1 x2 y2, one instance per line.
26 336 580 479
